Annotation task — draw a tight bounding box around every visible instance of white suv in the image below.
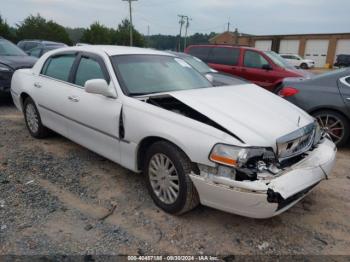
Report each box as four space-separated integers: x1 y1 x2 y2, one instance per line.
280 54 315 69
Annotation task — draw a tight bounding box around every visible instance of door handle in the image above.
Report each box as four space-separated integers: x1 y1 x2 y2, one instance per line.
68 96 79 102
34 82 42 88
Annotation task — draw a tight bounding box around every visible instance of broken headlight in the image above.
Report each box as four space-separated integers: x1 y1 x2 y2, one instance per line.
209 144 276 168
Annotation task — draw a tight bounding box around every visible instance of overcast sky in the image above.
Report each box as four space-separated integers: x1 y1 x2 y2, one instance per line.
2 0 350 36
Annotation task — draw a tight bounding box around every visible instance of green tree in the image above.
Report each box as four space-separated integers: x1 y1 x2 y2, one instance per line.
80 22 112 44
65 27 85 44
0 15 14 41
16 14 72 45
113 19 145 47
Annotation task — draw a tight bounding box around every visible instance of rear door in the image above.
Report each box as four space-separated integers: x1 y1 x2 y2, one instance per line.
207 47 241 76
34 52 78 136
339 76 350 114
64 52 122 163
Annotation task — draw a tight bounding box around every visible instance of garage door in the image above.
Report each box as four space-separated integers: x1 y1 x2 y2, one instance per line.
279 40 300 54
304 40 329 68
254 40 272 51
334 39 350 63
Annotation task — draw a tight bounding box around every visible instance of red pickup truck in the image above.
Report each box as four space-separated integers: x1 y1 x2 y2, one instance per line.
185 45 311 92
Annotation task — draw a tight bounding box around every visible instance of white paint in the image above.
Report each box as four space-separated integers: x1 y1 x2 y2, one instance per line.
11 45 337 218
279 40 300 54
304 39 329 68
254 40 272 51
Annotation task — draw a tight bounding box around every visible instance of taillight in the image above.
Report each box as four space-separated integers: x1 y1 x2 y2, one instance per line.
279 87 299 97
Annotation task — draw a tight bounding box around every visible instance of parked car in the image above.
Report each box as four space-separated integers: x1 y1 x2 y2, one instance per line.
280 54 315 69
168 51 248 86
11 46 336 218
0 37 37 96
278 68 350 146
185 45 312 92
26 45 64 58
17 40 67 53
334 54 350 68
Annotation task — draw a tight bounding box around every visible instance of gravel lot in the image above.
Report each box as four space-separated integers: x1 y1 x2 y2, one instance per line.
0 98 350 256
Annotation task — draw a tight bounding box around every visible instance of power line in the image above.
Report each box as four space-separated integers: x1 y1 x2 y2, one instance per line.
122 0 138 46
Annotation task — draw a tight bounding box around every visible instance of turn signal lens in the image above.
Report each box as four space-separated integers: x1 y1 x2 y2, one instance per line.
279 87 299 97
209 144 248 167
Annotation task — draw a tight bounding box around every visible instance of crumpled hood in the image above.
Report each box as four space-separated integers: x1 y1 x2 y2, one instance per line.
0 55 37 70
169 84 314 149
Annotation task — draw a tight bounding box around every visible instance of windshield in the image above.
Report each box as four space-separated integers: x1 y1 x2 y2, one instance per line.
0 40 27 56
180 55 213 74
264 51 294 69
111 55 213 96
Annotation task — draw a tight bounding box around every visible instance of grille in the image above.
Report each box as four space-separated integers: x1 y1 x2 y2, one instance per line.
277 122 315 161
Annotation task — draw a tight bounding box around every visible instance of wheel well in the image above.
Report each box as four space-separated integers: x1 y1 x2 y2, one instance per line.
20 92 30 109
309 108 350 122
137 136 199 174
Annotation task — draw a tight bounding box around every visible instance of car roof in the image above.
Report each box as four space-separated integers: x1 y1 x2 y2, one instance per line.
186 44 259 51
51 45 173 56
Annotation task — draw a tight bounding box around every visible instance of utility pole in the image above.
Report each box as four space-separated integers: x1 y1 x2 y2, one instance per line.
227 21 230 32
177 15 186 52
147 25 150 47
122 0 138 46
184 16 191 50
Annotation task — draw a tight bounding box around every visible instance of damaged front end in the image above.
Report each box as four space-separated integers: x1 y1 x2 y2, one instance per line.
190 130 336 218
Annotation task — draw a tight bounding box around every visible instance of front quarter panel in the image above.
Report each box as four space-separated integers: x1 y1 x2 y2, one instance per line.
121 96 242 171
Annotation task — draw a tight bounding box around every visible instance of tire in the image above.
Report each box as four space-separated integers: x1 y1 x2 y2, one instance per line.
312 110 349 147
23 97 50 138
144 141 199 215
300 63 308 69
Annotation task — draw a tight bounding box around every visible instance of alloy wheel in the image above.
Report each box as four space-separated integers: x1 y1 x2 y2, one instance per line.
316 114 345 144
26 104 39 134
148 153 180 204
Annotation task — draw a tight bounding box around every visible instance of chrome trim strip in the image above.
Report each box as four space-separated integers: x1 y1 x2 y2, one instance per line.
38 104 129 143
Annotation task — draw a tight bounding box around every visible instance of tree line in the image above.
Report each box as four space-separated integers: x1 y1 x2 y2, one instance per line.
0 14 216 50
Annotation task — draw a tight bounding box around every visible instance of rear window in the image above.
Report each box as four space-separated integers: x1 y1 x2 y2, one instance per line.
187 46 211 62
207 47 240 66
42 54 76 82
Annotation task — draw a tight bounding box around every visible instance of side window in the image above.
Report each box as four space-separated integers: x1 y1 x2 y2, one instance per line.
244 50 270 69
25 42 39 51
207 47 240 66
346 77 350 85
42 54 76 82
28 48 42 58
188 47 211 62
74 57 106 87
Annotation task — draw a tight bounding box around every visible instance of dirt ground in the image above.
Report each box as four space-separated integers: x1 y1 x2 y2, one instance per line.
0 99 350 257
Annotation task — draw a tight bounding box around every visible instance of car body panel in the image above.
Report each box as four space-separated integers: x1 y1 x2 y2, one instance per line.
185 45 309 91
170 84 314 149
11 45 337 218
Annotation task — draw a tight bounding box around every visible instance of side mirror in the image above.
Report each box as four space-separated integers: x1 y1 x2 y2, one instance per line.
262 64 273 70
85 79 116 98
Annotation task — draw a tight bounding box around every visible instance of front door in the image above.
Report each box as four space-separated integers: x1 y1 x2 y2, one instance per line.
64 53 122 163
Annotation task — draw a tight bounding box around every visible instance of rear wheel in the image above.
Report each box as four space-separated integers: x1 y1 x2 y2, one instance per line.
23 97 50 138
313 110 349 147
144 141 199 215
300 63 308 69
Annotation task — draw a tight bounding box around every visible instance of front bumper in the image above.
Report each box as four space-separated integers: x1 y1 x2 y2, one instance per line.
190 139 336 218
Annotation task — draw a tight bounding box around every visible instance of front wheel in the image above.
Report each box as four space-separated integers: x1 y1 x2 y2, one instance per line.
300 63 308 69
313 110 349 147
23 97 50 138
144 141 199 215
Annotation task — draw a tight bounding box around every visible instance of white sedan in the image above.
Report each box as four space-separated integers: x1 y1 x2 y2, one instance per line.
280 54 315 69
11 45 336 218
